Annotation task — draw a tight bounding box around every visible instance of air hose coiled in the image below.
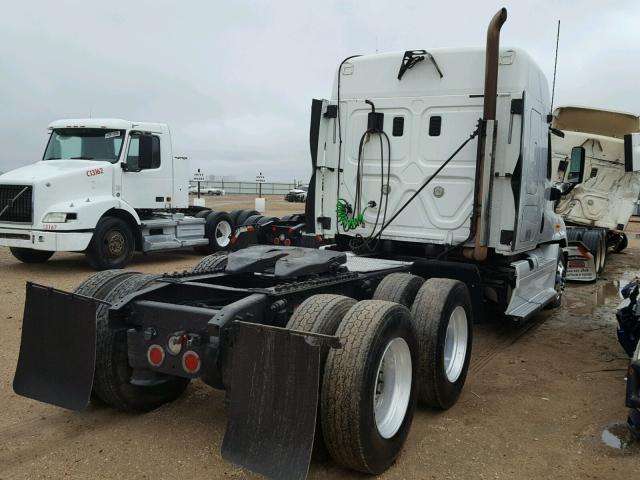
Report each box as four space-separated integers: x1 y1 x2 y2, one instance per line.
336 198 366 231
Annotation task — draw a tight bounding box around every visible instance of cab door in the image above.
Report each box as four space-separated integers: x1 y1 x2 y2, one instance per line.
119 132 173 209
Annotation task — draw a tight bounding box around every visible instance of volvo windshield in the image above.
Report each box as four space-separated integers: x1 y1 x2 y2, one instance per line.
43 128 125 163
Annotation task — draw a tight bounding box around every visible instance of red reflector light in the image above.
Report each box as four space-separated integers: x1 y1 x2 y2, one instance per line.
246 226 255 232
182 351 201 374
288 227 295 234
274 238 280 245
315 235 322 242
147 344 165 367
284 239 291 246
230 236 237 244
272 226 278 232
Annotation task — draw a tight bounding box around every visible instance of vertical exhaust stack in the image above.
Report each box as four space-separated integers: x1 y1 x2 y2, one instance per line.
464 7 507 261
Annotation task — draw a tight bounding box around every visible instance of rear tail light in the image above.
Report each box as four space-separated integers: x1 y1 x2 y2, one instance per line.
274 238 280 245
147 344 165 367
284 239 291 246
577 245 592 259
272 226 278 232
288 227 295 234
182 351 201 374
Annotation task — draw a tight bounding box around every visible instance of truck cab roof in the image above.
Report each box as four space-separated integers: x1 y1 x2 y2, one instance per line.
48 118 169 134
552 106 640 139
333 47 548 104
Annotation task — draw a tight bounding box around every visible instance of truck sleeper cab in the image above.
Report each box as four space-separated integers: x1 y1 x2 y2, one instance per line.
309 46 568 320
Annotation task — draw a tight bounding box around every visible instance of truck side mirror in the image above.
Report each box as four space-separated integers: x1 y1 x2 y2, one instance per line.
624 133 640 172
138 135 154 170
567 146 585 185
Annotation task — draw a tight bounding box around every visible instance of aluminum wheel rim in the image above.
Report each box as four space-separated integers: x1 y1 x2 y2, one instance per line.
373 337 412 439
215 221 232 247
443 306 468 383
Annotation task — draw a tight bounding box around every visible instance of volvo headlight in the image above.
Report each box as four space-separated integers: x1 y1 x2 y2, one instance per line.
42 212 76 223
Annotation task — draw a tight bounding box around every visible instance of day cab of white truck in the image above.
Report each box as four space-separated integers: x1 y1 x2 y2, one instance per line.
551 106 640 281
0 119 238 269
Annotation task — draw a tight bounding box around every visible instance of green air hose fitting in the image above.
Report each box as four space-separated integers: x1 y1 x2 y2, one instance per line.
337 198 366 231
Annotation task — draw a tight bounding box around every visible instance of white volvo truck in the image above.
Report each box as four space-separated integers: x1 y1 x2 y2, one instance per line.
0 119 245 269
551 106 640 281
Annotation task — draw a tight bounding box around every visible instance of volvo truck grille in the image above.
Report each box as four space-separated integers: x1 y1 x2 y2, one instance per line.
0 185 33 223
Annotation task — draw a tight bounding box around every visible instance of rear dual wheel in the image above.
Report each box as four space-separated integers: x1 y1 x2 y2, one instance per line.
374 274 473 409
195 211 234 254
75 272 190 412
321 300 417 474
288 295 418 474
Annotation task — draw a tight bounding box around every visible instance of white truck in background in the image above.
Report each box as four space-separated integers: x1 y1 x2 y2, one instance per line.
0 119 242 269
551 106 640 281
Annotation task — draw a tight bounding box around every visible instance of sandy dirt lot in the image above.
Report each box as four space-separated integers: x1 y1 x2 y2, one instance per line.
0 196 638 479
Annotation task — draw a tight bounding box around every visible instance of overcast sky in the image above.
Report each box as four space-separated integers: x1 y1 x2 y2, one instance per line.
1 0 639 181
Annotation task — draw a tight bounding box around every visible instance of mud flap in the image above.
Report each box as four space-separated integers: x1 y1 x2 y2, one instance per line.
565 242 597 282
222 321 338 480
13 283 98 411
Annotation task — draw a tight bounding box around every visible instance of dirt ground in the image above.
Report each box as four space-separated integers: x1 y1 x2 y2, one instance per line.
1 196 639 479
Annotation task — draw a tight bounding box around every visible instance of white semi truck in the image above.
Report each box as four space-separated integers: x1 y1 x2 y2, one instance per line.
0 119 252 269
551 106 640 281
13 8 594 479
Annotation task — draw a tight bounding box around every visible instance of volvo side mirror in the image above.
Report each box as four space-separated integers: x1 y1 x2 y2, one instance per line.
567 146 585 185
624 133 640 172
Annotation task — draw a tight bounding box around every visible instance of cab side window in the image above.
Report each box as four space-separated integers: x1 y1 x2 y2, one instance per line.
127 134 161 171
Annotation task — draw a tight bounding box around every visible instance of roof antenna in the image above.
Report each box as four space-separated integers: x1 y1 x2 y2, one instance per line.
550 20 560 113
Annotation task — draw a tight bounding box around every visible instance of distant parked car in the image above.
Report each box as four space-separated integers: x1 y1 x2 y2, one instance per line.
189 185 225 196
285 185 308 202
204 187 225 196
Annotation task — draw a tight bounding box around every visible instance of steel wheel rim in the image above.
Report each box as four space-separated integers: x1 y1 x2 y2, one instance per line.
105 230 126 259
373 337 412 439
443 306 468 383
215 220 232 247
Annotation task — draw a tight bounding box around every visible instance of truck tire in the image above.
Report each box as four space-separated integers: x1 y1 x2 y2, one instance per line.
9 247 54 264
194 209 212 219
235 210 260 225
228 210 244 225
86 216 135 270
410 278 473 409
191 251 229 273
73 270 141 404
581 230 603 274
321 300 418 474
287 294 356 359
74 270 139 297
92 273 190 412
373 273 424 307
201 211 234 253
599 230 607 272
614 232 629 253
547 251 566 309
243 214 264 226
